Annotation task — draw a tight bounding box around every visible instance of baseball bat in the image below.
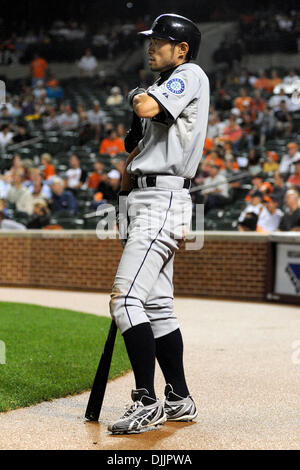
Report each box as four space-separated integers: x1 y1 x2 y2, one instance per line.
85 320 118 421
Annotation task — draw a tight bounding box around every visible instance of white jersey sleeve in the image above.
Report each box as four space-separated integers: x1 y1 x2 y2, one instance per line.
147 67 201 121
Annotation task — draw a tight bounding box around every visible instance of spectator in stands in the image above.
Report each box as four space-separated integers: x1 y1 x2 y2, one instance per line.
223 140 235 160
269 69 282 91
12 124 31 144
45 76 59 88
78 48 98 77
288 158 300 187
10 98 22 120
32 80 46 99
35 96 47 116
112 157 126 176
22 94 35 116
46 81 64 101
279 189 300 231
0 106 14 125
22 159 35 182
238 68 257 87
279 142 300 174
245 173 271 204
77 104 88 125
221 114 243 152
99 128 125 157
283 68 300 84
27 199 50 229
41 153 56 180
238 212 258 232
65 155 87 194
240 112 258 149
202 150 225 174
9 154 24 176
255 106 275 146
268 88 290 111
274 101 293 136
234 88 253 113
6 170 34 215
273 172 288 207
27 169 51 200
0 125 14 151
87 101 107 141
247 148 262 175
88 160 105 190
253 69 272 92
224 154 240 175
96 169 120 203
207 114 224 140
263 151 279 175
277 13 293 32
256 195 283 233
202 164 229 214
289 90 300 113
57 105 79 130
117 123 126 140
30 53 48 86
203 136 215 156
50 176 78 214
239 190 264 222
42 107 60 131
106 86 123 106
214 89 232 111
252 89 266 113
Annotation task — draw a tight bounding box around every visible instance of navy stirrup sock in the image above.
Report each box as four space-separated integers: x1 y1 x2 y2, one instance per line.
155 328 190 398
123 322 156 400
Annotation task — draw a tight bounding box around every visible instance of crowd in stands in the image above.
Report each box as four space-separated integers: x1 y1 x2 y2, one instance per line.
2 7 300 68
0 17 147 65
1 45 300 232
191 64 300 232
0 148 126 230
239 10 300 54
213 9 300 71
0 62 133 230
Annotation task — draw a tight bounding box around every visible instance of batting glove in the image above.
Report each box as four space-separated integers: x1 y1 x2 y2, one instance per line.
127 87 146 107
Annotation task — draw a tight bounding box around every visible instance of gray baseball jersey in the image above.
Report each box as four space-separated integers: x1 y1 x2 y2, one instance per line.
110 62 210 338
127 63 210 178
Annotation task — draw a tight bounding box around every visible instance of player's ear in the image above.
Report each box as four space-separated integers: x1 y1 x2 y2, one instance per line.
177 42 189 60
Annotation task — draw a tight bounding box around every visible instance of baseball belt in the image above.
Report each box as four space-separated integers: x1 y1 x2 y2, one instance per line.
132 175 191 190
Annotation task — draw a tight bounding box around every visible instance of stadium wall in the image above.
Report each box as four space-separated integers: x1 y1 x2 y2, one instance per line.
0 231 268 301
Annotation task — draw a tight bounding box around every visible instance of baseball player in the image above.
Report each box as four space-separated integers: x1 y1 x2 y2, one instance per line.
108 13 209 434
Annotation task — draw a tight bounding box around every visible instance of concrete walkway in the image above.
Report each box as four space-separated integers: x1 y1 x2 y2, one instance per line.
0 288 299 450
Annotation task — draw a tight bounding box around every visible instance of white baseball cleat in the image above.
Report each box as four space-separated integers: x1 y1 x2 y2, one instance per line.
164 384 198 421
108 388 167 434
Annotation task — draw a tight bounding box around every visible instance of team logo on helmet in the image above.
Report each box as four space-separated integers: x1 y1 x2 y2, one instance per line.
166 78 185 95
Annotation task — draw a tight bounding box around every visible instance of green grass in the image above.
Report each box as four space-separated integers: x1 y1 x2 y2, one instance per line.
0 302 131 412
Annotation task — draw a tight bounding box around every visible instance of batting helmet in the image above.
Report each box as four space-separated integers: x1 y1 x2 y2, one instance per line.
138 14 201 60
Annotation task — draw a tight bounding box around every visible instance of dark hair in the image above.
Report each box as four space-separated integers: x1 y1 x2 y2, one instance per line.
239 212 258 231
248 149 261 165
